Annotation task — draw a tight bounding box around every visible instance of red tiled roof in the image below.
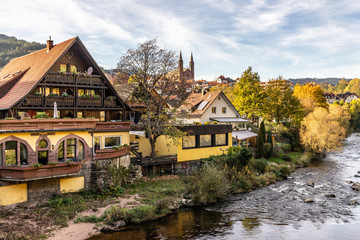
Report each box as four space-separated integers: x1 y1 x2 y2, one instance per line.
179 90 222 117
0 37 77 110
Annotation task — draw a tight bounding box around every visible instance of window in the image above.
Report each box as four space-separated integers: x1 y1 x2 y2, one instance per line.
78 89 85 96
60 64 67 72
105 136 121 148
182 136 196 148
222 107 226 114
57 138 85 162
215 134 227 146
58 141 64 162
38 139 48 149
78 141 84 160
66 138 76 161
100 111 105 121
5 141 17 166
94 137 101 151
70 65 77 73
212 107 216 114
77 112 83 118
200 135 212 147
20 143 27 165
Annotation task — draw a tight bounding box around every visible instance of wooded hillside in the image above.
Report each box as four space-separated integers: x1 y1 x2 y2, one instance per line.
0 34 45 68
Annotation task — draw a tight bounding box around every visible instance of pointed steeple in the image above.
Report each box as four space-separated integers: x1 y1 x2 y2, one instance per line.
178 51 183 81
189 52 194 80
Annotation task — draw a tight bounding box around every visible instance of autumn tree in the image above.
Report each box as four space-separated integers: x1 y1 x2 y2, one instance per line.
344 78 360 96
300 106 350 153
263 77 302 124
117 39 188 158
293 83 328 114
335 79 349 93
233 67 265 122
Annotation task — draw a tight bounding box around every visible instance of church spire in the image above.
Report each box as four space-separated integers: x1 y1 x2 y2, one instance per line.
179 51 183 81
189 52 194 80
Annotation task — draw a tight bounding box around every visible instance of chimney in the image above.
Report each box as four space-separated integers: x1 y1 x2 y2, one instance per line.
47 36 53 52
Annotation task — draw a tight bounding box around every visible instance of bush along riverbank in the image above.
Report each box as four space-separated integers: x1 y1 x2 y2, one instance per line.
0 150 312 240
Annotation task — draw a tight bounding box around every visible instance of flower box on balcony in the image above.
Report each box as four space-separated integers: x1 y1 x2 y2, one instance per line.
95 147 130 160
0 161 83 181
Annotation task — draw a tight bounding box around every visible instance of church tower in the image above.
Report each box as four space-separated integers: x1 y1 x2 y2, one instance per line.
189 52 194 80
178 51 183 81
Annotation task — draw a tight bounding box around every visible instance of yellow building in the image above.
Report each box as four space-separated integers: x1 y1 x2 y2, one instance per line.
130 124 232 174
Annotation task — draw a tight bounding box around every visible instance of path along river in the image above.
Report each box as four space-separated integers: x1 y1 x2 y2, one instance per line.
89 134 360 240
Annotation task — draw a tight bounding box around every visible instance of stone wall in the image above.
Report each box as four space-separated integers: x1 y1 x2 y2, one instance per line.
27 178 60 201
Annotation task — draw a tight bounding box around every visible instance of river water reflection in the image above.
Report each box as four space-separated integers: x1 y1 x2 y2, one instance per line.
89 135 360 240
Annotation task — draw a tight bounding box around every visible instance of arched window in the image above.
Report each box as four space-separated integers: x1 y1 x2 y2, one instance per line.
0 141 28 166
57 137 85 162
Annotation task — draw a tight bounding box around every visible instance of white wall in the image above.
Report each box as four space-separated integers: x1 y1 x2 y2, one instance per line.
200 95 237 123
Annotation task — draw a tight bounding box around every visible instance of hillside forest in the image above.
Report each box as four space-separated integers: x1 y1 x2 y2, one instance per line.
0 34 45 68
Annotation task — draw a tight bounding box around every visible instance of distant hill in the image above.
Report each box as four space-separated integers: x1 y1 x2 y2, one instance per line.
0 34 45 68
288 78 352 86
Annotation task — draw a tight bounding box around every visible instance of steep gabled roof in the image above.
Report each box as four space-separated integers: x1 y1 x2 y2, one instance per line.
0 37 132 112
178 90 240 118
0 37 77 110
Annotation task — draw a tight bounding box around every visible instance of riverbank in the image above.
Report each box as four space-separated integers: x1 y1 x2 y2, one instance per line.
0 151 310 240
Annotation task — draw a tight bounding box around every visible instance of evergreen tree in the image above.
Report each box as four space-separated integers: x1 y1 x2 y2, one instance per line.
256 121 265 158
266 131 273 155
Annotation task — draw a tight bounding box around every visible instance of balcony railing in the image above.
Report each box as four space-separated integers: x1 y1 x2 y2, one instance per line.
104 99 117 107
24 96 43 106
95 121 131 131
0 119 98 132
45 72 103 86
77 98 102 107
45 96 74 107
0 161 83 181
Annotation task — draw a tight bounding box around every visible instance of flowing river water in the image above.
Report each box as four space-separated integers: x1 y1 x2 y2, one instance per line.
89 134 360 240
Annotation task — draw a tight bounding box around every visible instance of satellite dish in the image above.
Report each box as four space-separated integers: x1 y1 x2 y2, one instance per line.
87 67 93 75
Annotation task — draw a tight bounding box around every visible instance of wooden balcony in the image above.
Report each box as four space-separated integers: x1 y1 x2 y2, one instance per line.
45 73 75 84
0 161 83 181
0 119 98 132
95 121 131 132
95 147 130 160
104 99 117 107
24 96 43 106
77 97 102 107
45 96 74 107
77 75 103 86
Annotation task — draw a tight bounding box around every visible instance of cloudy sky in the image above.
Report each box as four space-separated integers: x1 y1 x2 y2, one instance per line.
2 0 360 81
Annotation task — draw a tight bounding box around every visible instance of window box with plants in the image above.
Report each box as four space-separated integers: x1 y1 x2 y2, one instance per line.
0 161 84 180
94 144 130 160
78 94 102 107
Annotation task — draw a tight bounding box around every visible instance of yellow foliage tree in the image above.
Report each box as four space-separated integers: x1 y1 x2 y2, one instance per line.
300 106 350 152
293 83 328 114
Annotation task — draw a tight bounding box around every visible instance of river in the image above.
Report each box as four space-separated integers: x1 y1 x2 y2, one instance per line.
89 134 360 240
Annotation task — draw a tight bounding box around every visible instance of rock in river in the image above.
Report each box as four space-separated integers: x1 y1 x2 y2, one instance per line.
307 182 315 187
304 198 314 203
351 182 360 191
325 193 336 198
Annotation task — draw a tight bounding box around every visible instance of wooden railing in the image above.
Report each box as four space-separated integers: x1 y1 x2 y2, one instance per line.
95 121 131 131
0 119 98 131
45 72 103 86
45 97 74 106
77 98 102 107
25 96 43 106
104 100 117 107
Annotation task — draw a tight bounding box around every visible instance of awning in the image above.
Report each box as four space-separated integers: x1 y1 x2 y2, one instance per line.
129 131 145 136
232 130 257 140
210 117 248 123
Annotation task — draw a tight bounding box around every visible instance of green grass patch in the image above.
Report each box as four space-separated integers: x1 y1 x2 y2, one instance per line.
126 178 186 205
74 214 105 223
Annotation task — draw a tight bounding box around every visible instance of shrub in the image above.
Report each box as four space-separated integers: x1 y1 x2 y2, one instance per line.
190 163 231 204
104 205 157 224
251 159 267 174
232 173 252 192
281 154 292 162
263 143 272 159
256 121 265 158
109 166 128 187
75 214 104 223
279 165 291 178
294 152 313 167
277 143 291 152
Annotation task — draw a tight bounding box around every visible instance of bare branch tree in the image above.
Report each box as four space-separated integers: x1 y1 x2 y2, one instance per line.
117 39 188 158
